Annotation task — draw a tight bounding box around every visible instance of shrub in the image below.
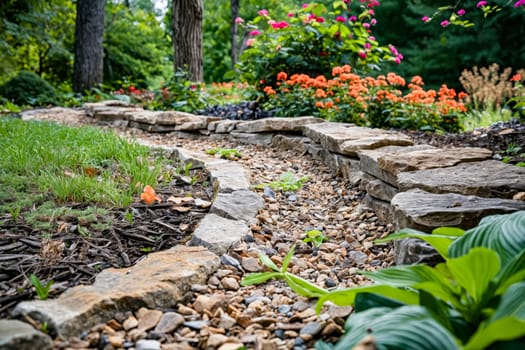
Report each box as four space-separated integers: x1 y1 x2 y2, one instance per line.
236 1 401 92
0 71 59 106
264 66 466 132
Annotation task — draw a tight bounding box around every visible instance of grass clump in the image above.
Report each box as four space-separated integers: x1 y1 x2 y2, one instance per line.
255 172 309 192
206 147 242 160
0 118 166 215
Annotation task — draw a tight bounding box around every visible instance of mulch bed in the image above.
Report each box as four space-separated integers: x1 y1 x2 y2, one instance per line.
0 170 213 318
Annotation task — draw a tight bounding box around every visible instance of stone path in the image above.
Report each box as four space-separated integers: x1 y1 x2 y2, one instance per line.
1 102 524 349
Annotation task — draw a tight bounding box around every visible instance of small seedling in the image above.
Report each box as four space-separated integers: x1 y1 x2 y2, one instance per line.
30 274 53 300
504 143 522 155
241 245 327 298
206 148 242 160
190 175 199 186
8 206 21 222
255 172 309 192
176 161 193 176
303 229 328 248
124 211 134 224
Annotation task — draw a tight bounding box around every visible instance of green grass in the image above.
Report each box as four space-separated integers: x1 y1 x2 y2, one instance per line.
0 117 166 215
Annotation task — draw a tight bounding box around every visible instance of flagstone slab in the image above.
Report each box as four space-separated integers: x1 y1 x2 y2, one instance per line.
391 189 525 231
0 319 52 350
358 145 437 186
128 111 219 129
303 123 413 156
12 246 219 338
235 116 324 133
84 100 131 116
208 120 240 133
229 132 274 146
398 160 525 198
210 190 264 222
377 147 493 175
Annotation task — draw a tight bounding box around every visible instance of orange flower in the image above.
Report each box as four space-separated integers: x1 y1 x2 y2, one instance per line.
263 86 276 95
458 91 468 100
140 185 161 205
277 71 288 81
511 73 522 82
410 75 424 86
315 89 327 98
315 101 325 108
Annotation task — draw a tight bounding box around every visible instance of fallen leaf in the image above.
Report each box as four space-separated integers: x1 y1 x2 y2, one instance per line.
167 196 194 205
170 206 192 213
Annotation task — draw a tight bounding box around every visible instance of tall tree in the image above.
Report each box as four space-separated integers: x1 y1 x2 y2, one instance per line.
172 0 203 81
73 0 106 92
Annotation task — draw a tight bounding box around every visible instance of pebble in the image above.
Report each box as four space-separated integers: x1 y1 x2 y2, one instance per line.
184 320 209 330
154 312 184 334
123 315 138 330
221 277 240 290
136 339 161 350
241 257 262 272
137 308 163 332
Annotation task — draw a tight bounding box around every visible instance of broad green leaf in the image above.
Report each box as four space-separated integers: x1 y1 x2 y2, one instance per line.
360 264 446 287
354 292 406 312
495 249 525 294
332 306 459 350
281 244 295 273
258 253 279 272
419 289 454 331
464 317 525 350
432 227 465 237
240 272 281 286
375 229 455 257
449 211 525 268
490 281 525 322
446 248 500 304
315 285 418 313
283 273 327 298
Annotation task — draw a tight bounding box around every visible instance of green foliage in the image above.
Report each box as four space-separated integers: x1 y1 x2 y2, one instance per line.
30 274 53 300
236 1 399 92
241 244 328 298
303 229 328 248
254 172 309 192
0 71 58 106
206 148 242 160
316 211 525 349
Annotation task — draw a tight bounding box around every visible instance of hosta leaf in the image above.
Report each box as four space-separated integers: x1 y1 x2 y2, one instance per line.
315 285 418 313
354 292 406 312
360 264 446 287
490 281 525 322
331 306 459 350
375 229 455 258
449 211 525 268
495 249 525 295
432 227 465 237
464 317 525 350
446 247 500 304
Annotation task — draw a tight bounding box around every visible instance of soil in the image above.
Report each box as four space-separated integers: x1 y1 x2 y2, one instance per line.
0 171 213 318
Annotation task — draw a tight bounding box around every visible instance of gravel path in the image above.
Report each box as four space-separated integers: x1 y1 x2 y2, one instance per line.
27 114 395 349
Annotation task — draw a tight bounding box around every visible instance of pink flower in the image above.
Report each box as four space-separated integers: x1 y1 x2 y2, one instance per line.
394 56 401 64
271 21 290 29
235 17 244 24
336 16 346 22
371 18 377 25
368 1 380 7
349 15 357 22
368 35 376 41
258 9 268 16
363 22 370 28
359 51 367 59
440 20 450 27
246 38 255 46
477 1 487 8
249 30 261 36
422 16 430 22
514 0 525 6
369 9 375 15
302 4 309 8
287 12 294 17
316 16 325 23
364 42 371 49
457 9 466 16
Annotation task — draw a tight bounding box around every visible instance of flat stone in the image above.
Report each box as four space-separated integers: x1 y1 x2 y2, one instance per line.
393 238 443 266
235 116 324 133
378 147 492 175
363 194 393 225
128 110 219 128
208 163 251 193
0 319 52 350
192 294 228 313
137 308 163 332
209 120 240 133
303 123 412 156
398 160 525 198
229 132 274 146
391 189 525 231
210 190 264 222
94 107 143 121
333 154 363 185
189 214 251 255
358 145 436 186
136 339 161 350
12 246 219 337
129 121 176 132
272 135 309 154
366 178 399 202
84 100 130 116
222 277 240 290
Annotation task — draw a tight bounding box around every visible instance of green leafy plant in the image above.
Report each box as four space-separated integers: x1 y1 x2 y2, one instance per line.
241 244 327 298
315 211 525 350
255 172 309 192
206 148 242 160
124 211 134 225
0 71 59 106
176 161 193 177
8 206 21 222
303 229 328 248
30 274 53 301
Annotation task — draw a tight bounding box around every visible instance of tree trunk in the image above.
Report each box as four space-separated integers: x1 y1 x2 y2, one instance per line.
172 0 203 82
73 0 106 92
231 0 239 68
